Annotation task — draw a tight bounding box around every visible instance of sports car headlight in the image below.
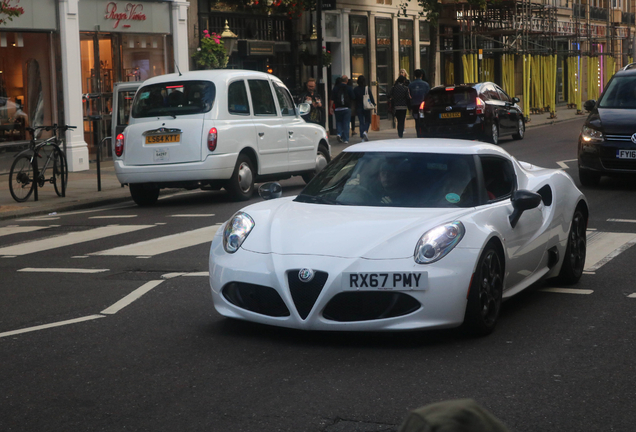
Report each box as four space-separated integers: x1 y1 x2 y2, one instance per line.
223 212 255 253
581 126 604 142
414 222 465 264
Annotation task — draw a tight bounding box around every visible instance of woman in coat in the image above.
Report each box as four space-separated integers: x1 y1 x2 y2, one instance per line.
353 75 376 142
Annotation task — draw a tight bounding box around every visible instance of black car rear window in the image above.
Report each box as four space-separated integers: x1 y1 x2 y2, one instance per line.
132 81 215 118
426 88 477 107
598 76 636 109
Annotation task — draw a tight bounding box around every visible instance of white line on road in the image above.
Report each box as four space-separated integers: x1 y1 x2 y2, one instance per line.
0 225 155 256
628 293 636 298
0 315 105 338
89 215 138 219
0 226 51 238
101 280 164 315
162 271 210 279
607 218 636 223
539 288 594 295
18 268 110 274
16 217 59 221
585 231 636 271
169 214 216 217
556 159 577 169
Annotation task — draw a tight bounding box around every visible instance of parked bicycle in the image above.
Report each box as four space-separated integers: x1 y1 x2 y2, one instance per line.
9 124 76 203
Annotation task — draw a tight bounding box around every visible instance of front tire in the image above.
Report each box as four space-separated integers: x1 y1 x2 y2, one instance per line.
129 183 160 206
463 244 504 336
226 154 255 201
578 167 601 187
9 154 35 203
302 144 330 184
557 209 587 285
512 118 525 140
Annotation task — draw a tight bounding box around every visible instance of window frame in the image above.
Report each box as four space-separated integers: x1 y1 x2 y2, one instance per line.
248 79 278 117
227 79 251 116
478 155 517 203
273 81 297 117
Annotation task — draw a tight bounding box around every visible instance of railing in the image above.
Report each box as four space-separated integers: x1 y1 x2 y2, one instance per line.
622 12 635 24
589 6 608 21
573 3 586 19
205 13 290 42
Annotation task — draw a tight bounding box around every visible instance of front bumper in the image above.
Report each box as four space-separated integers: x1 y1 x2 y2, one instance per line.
578 137 636 174
209 239 480 331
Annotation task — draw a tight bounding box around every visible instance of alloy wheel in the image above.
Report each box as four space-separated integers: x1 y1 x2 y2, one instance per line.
478 250 503 327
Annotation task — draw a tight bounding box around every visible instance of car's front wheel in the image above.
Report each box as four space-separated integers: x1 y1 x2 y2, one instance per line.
226 154 255 201
557 208 587 285
463 244 504 336
512 118 525 140
129 183 160 206
302 144 330 184
578 167 601 187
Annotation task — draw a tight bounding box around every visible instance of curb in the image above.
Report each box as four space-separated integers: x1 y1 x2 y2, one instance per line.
526 114 586 129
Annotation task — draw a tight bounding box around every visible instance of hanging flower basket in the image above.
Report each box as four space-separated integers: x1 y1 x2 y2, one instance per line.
192 30 229 70
0 1 25 26
300 47 332 67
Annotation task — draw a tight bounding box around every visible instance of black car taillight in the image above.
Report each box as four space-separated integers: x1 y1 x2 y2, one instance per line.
115 134 124 157
208 127 217 152
419 101 425 111
475 97 485 115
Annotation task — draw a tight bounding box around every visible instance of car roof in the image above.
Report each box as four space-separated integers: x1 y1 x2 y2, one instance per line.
344 138 513 157
142 70 281 86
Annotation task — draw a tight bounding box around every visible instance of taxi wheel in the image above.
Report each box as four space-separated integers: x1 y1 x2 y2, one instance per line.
557 209 587 285
129 183 159 206
227 154 255 201
462 243 503 336
302 144 330 184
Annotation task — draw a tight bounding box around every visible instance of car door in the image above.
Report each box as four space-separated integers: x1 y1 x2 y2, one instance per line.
112 82 141 141
271 81 316 172
495 85 516 132
223 79 256 163
248 79 288 175
483 84 509 132
477 156 547 289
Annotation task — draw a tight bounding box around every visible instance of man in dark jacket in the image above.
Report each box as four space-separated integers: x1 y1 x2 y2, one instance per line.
297 78 323 126
330 75 355 143
408 69 430 137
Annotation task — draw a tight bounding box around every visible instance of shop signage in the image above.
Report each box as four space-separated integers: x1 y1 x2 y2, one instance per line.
376 38 390 46
399 39 412 46
104 2 147 29
351 37 367 46
0 0 56 30
322 0 336 10
249 42 274 55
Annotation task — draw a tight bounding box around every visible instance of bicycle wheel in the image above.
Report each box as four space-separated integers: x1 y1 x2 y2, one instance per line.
9 154 35 202
53 148 68 197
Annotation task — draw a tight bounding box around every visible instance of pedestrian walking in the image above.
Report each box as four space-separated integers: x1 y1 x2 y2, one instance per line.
399 68 410 86
348 78 357 137
297 77 323 126
408 69 430 137
330 75 355 143
353 75 375 142
390 75 411 138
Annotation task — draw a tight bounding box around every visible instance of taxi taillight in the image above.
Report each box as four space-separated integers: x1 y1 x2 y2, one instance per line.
208 127 217 152
115 134 124 157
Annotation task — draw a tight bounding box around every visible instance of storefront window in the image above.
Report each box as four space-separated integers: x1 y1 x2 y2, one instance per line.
375 18 392 119
349 15 369 83
0 32 54 145
398 20 413 79
325 14 339 39
121 35 168 82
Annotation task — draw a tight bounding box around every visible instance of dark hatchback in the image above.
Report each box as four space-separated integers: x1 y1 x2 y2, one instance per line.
417 82 525 145
578 66 636 186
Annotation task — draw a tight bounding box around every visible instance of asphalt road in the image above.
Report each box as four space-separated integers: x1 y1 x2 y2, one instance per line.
2 117 636 432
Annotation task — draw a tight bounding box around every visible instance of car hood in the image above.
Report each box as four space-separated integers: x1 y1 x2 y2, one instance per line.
592 108 636 134
239 197 474 259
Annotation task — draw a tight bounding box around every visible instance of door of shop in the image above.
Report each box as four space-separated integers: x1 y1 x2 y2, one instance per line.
80 33 116 160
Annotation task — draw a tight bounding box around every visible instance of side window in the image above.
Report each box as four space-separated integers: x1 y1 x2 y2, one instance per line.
496 86 511 102
480 156 515 201
248 80 277 116
487 85 500 100
273 83 296 116
228 81 250 115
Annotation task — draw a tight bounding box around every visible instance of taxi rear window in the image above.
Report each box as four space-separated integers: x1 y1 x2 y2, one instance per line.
132 81 215 118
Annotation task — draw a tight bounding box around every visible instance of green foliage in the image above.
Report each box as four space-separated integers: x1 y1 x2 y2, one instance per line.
0 1 25 26
192 30 228 69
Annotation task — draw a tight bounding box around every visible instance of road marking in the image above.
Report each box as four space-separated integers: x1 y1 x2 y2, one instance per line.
18 268 110 274
585 231 636 271
89 215 137 219
607 218 636 224
91 225 220 257
0 226 51 238
101 280 164 315
16 217 59 221
540 288 594 295
0 315 105 338
628 293 636 298
162 271 209 279
169 214 216 217
556 159 577 169
72 256 89 259
0 225 155 256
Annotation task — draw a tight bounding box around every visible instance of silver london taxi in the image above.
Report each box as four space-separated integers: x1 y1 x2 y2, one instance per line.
113 70 330 205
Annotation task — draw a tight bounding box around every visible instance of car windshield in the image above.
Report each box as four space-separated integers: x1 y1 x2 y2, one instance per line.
131 80 215 118
598 76 636 109
426 88 477 107
295 151 479 208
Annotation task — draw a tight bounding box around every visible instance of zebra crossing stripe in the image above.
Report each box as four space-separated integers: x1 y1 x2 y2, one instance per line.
0 226 51 238
90 225 221 257
0 225 155 256
585 232 636 272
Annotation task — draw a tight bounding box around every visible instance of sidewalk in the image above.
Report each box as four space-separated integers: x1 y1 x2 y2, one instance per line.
0 105 586 221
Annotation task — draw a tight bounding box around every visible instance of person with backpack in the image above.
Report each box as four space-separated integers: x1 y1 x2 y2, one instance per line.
330 75 354 143
353 75 375 142
408 69 430 137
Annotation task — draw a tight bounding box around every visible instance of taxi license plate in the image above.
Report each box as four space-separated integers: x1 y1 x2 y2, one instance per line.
617 149 636 159
440 112 461 119
343 272 427 291
146 134 179 144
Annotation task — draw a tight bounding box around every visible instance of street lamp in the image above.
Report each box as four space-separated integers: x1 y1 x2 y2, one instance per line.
221 20 238 58
307 25 318 55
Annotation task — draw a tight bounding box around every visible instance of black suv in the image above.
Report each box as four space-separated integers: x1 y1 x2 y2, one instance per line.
417 82 525 145
578 66 636 186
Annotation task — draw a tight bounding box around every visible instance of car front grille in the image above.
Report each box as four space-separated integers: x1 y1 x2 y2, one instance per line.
222 282 290 317
601 159 636 170
322 292 421 322
606 134 635 142
287 270 329 320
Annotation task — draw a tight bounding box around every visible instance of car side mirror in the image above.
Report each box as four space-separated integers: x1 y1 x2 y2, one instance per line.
298 102 311 116
584 100 596 111
258 182 282 200
509 189 542 228
512 97 520 103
